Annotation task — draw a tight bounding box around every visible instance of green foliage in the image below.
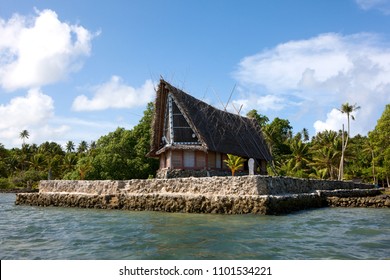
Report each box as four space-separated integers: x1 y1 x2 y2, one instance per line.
77 141 89 154
1 103 389 186
280 139 311 178
0 102 158 185
262 117 293 165
224 154 247 176
89 128 136 179
80 102 158 180
246 109 269 127
10 170 46 189
0 178 12 189
308 130 341 180
65 141 75 153
369 104 390 186
131 102 159 178
0 144 9 178
77 156 94 180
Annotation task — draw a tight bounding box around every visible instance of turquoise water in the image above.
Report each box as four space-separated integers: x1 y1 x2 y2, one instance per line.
1 193 389 259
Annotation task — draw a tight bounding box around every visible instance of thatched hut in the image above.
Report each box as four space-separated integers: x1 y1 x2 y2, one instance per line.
147 79 272 177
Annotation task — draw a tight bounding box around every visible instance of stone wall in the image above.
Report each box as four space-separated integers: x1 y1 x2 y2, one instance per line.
327 194 390 208
156 168 245 179
37 176 374 196
15 192 269 214
15 175 388 215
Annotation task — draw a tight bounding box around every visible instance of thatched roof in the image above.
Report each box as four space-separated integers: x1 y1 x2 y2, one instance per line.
148 79 272 161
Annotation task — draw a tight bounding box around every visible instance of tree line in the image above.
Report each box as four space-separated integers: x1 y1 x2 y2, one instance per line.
0 103 158 189
0 102 389 190
247 103 389 187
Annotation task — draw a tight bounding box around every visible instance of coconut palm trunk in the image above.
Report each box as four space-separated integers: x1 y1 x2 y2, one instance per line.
338 103 360 181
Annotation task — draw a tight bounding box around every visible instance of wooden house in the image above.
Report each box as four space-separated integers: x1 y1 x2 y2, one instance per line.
147 79 272 177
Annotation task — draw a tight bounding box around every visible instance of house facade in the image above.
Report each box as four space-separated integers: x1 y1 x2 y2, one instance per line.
147 80 272 178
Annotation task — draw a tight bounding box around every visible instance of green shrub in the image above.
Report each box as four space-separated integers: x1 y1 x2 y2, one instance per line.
0 178 12 189
10 170 46 189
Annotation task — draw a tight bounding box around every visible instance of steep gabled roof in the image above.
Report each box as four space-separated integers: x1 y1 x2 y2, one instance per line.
148 79 272 161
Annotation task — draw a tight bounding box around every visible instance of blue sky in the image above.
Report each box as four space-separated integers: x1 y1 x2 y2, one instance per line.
1 0 390 148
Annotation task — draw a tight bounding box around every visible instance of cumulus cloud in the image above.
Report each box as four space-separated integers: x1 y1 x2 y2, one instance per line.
355 0 390 14
233 32 390 136
313 108 362 134
0 88 71 146
72 76 155 111
0 9 94 91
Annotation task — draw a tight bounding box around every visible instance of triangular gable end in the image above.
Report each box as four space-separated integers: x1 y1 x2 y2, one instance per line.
162 92 204 146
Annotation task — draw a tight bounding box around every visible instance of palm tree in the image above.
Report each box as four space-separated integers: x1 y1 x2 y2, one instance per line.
19 130 30 170
339 103 360 136
224 154 246 176
310 145 340 180
302 128 309 142
77 141 89 154
77 156 93 180
363 138 377 184
338 102 361 180
90 141 97 150
19 130 29 146
29 154 46 171
286 139 311 176
65 141 75 153
310 130 342 180
62 153 78 173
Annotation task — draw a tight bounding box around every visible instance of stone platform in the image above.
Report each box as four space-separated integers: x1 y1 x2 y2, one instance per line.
15 176 387 215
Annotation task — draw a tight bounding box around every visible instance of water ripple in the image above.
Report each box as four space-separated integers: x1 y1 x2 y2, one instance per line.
1 194 389 259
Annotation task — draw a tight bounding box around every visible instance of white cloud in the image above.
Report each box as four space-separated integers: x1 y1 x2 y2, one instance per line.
0 9 94 91
233 32 390 136
0 88 54 130
355 0 390 14
0 88 130 148
313 108 364 135
0 88 70 146
72 76 155 111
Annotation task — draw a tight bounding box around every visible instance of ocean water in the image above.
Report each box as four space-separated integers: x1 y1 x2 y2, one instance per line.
0 193 389 260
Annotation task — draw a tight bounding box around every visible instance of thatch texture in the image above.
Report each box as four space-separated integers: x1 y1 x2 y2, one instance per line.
148 79 272 162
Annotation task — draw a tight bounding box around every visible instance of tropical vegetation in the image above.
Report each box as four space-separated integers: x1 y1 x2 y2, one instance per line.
224 154 247 176
0 102 389 190
0 103 158 190
248 104 389 187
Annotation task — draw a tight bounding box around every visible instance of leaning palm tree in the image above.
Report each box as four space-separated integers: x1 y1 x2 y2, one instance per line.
338 102 361 180
224 154 246 176
19 130 30 146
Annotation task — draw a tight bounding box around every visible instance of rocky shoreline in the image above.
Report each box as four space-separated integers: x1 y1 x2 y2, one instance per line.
14 176 389 215
15 191 389 215
327 194 390 208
